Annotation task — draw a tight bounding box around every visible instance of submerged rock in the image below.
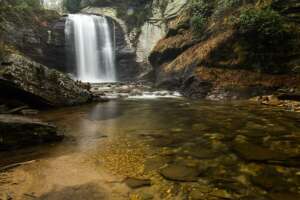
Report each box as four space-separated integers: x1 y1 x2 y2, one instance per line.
124 177 151 189
0 114 63 150
232 141 300 166
0 54 92 107
232 141 286 162
159 163 202 182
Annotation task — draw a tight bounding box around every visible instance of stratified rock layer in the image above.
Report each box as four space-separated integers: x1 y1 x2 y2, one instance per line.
0 54 92 107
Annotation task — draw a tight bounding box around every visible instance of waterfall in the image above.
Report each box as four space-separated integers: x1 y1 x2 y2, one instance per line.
65 14 117 83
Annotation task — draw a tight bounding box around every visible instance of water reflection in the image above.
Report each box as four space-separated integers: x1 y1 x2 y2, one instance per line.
88 101 123 121
1 99 300 199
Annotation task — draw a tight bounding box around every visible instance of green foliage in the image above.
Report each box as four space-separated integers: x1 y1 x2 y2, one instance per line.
236 8 292 73
189 0 211 36
238 8 286 38
2 0 41 11
190 0 212 17
63 0 81 13
214 0 242 18
190 16 207 33
217 0 242 9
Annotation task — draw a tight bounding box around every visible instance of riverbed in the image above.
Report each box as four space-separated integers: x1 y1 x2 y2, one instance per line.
1 99 300 200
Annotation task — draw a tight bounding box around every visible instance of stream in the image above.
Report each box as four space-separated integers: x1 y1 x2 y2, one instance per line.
1 99 300 199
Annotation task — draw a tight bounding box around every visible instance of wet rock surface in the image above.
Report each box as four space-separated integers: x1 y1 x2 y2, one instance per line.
0 114 63 150
90 82 182 100
0 54 92 107
251 95 300 112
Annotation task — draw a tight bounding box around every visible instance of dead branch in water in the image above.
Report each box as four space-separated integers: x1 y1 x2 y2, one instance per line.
0 160 36 172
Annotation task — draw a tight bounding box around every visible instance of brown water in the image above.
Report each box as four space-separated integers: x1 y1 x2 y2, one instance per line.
1 99 300 200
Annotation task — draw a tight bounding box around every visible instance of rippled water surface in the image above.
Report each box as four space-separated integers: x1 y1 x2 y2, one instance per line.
1 99 300 199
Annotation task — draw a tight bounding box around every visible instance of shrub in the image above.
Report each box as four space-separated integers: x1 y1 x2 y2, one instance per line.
189 0 211 36
236 8 291 72
4 0 41 11
190 15 207 34
213 0 242 18
190 0 212 17
217 0 242 8
238 7 288 50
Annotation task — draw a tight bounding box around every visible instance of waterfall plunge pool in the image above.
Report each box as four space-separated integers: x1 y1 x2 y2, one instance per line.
0 99 300 199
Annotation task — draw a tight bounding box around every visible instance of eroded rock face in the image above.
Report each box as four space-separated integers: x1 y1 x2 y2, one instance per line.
0 114 63 150
136 0 188 64
0 54 92 107
0 6 66 71
149 1 300 99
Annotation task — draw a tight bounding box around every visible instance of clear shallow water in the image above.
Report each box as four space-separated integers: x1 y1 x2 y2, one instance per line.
1 99 300 199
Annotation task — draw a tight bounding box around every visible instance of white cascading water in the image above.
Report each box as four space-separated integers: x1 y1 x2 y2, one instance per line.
65 14 116 83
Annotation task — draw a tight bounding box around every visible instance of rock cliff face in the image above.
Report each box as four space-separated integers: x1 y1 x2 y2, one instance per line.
0 3 66 71
0 54 92 107
149 0 300 99
0 0 191 82
136 0 188 64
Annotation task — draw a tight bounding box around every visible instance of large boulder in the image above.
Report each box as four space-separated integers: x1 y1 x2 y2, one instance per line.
0 114 63 150
0 54 92 107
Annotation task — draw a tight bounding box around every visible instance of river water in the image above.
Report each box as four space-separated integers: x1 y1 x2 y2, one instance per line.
1 99 300 199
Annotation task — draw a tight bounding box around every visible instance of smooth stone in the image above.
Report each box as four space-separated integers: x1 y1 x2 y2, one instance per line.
234 141 300 166
124 177 151 189
159 164 202 182
232 141 287 162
